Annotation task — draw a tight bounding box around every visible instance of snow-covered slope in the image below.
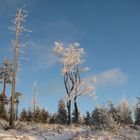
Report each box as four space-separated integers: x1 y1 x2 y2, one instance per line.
0 122 139 140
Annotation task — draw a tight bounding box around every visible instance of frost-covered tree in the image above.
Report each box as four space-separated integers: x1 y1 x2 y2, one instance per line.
135 97 140 125
108 100 120 123
54 42 96 124
91 105 117 131
73 80 96 123
57 99 67 124
118 98 133 125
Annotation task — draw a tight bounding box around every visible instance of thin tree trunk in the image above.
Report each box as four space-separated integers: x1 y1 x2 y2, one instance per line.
2 77 6 115
74 96 79 122
67 98 71 125
9 9 21 128
10 71 16 127
15 102 18 120
33 82 36 122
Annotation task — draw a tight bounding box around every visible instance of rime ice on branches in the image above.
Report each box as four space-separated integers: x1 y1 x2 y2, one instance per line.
54 42 96 124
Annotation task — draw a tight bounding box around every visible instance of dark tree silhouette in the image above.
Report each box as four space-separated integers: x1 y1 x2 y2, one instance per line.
0 59 13 119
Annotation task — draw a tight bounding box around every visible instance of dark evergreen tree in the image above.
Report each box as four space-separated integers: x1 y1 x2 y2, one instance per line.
34 107 41 123
72 108 80 123
49 113 57 124
84 111 91 125
91 105 117 131
91 106 101 126
135 97 140 125
41 108 49 123
108 101 120 123
20 108 28 121
27 107 33 122
0 59 13 121
0 94 8 121
56 99 67 124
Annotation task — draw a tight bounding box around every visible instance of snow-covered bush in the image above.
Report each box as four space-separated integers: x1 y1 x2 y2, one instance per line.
91 105 118 132
118 98 133 125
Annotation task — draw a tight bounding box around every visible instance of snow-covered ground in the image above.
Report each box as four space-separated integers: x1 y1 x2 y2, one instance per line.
0 122 140 140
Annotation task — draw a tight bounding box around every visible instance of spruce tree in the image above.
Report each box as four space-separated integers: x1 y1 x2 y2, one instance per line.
91 106 101 127
34 107 41 123
135 107 140 125
49 113 57 124
20 108 28 121
108 101 120 123
84 111 91 125
91 105 117 131
0 94 8 120
0 59 12 120
27 108 33 122
41 108 49 123
57 99 68 124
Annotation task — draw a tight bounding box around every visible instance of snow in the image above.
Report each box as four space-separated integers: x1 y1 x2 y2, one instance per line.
0 122 140 140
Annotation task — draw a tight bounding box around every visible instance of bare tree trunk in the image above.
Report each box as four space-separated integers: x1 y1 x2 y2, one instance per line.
33 81 37 122
15 102 18 120
2 77 6 115
9 9 21 128
67 98 71 125
10 71 16 127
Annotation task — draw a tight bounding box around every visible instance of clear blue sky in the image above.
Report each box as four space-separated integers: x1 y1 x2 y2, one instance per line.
0 0 140 113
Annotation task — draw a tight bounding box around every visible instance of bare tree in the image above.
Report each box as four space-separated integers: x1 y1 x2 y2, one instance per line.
9 7 31 128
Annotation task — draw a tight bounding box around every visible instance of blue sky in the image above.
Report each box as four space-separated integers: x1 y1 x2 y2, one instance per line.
0 0 140 113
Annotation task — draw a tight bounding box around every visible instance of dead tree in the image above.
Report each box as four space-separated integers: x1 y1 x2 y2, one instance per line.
9 8 31 128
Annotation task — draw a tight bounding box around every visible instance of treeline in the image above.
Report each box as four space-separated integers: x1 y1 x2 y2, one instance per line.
19 98 140 130
0 94 140 131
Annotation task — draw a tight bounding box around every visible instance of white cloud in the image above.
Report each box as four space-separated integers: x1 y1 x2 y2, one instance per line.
94 68 128 87
28 44 58 71
39 47 58 69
